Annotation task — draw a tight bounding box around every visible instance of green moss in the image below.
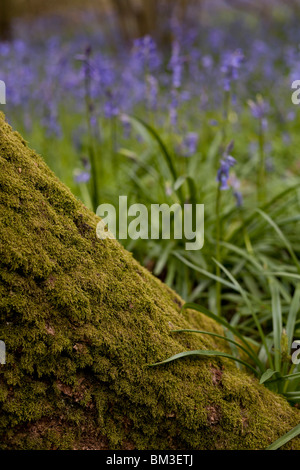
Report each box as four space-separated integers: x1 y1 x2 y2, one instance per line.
0 112 299 449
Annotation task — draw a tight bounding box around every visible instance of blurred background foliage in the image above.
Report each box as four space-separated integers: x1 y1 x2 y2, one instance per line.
2 0 300 43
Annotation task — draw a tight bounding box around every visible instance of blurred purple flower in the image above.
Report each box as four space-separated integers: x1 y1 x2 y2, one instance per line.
287 111 296 122
202 55 213 68
181 91 191 102
221 49 244 91
248 96 269 120
74 171 91 184
169 41 183 89
132 35 160 73
182 132 199 156
104 90 119 118
74 157 91 184
229 174 243 207
217 155 237 190
169 90 178 127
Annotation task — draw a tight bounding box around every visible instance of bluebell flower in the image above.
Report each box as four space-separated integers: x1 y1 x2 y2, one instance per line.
217 155 237 190
234 191 243 207
74 171 91 184
182 132 199 156
248 95 269 120
221 49 244 91
169 90 178 127
287 111 296 122
132 35 160 73
181 91 191 102
74 157 91 184
104 90 119 119
169 41 183 89
228 174 243 207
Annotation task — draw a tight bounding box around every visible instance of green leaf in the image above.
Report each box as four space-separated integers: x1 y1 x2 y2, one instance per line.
266 423 300 450
154 242 175 276
286 284 300 351
149 349 258 375
256 208 300 274
171 328 258 364
269 279 282 372
181 302 263 371
128 116 178 183
259 369 277 384
283 392 300 401
212 258 272 370
174 175 197 206
174 253 238 291
227 183 300 245
174 176 186 191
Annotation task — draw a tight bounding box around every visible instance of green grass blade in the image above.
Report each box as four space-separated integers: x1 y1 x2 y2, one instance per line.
256 208 300 274
171 328 260 365
212 258 273 370
174 253 238 291
181 302 263 370
268 372 300 383
269 279 282 372
266 423 300 450
149 349 259 375
129 116 178 182
286 284 300 351
282 392 300 400
259 368 277 384
227 183 300 244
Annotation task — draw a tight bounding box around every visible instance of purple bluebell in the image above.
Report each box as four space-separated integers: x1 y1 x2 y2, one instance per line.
181 91 191 102
234 191 243 207
74 171 91 184
182 132 199 156
248 96 269 120
229 174 243 207
104 90 119 119
202 55 213 68
169 41 183 89
217 155 237 190
287 111 296 122
74 157 91 184
132 35 160 73
221 49 244 91
169 90 178 127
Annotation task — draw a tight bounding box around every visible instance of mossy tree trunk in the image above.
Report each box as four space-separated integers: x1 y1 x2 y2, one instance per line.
0 0 12 41
109 0 203 44
0 113 299 450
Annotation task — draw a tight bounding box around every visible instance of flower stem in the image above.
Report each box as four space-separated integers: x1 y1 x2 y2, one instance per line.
216 183 222 316
84 52 99 212
215 90 231 316
222 90 230 147
257 119 265 204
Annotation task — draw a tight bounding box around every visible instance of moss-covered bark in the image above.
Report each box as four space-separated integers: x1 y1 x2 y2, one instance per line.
0 112 299 449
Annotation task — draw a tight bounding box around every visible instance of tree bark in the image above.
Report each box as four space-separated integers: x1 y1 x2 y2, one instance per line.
0 0 12 41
